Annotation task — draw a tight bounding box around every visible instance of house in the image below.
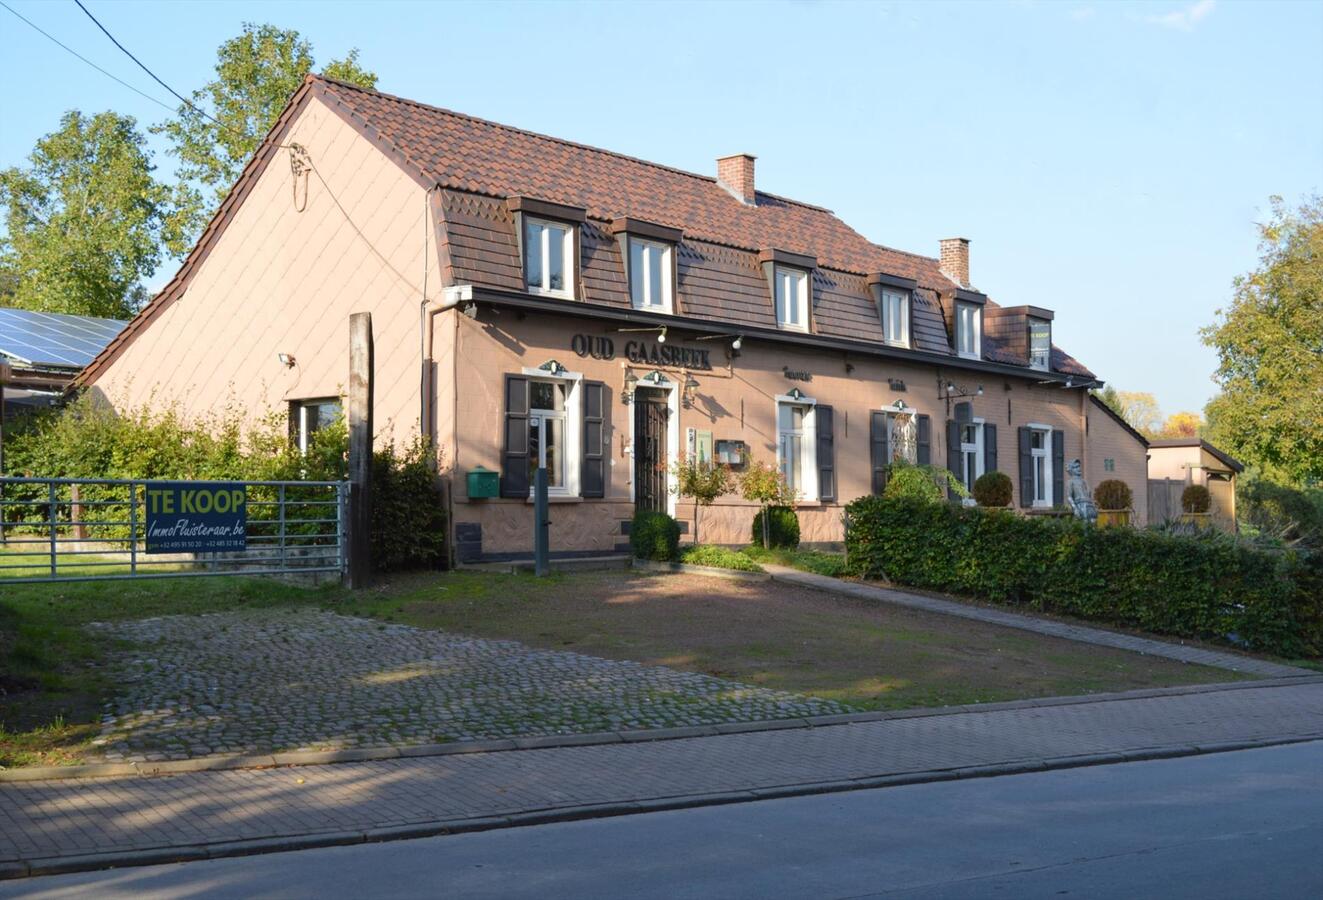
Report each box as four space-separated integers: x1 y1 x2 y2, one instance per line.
1149 438 1243 529
1085 395 1151 525
76 75 1146 560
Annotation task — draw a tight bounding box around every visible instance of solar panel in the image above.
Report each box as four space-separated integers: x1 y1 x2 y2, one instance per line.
0 307 128 369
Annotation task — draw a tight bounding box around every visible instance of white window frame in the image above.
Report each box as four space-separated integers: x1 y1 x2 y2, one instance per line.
523 217 575 299
960 418 985 503
1029 317 1051 371
774 266 809 332
881 288 910 347
520 367 583 498
775 395 818 502
956 301 981 359
1029 423 1053 507
628 237 673 313
292 398 340 454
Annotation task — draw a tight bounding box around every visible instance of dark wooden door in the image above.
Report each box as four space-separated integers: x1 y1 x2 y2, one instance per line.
634 396 668 512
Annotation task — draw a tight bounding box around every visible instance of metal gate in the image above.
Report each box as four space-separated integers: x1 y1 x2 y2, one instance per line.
634 396 669 512
0 477 346 584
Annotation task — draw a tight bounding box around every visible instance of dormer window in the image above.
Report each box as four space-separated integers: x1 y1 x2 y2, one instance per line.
774 267 809 331
628 238 673 312
881 288 909 347
524 217 574 298
1029 316 1051 371
954 289 986 359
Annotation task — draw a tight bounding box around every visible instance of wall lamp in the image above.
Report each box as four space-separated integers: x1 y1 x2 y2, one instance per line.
277 353 297 368
695 332 742 353
622 368 638 405
942 380 983 399
682 374 700 409
618 325 667 343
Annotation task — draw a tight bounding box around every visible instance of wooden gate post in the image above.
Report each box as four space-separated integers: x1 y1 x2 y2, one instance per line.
348 312 374 588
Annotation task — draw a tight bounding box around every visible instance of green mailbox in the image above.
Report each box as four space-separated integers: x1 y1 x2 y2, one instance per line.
467 466 499 499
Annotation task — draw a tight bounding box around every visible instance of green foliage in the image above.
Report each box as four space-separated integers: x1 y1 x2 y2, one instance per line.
0 110 184 318
154 23 378 246
973 471 1013 508
679 545 764 573
844 496 1322 657
739 459 795 549
1238 478 1323 548
1093 479 1134 511
630 510 680 561
751 506 800 549
1182 484 1212 513
742 545 846 577
369 439 446 572
883 462 968 504
670 456 733 544
1203 195 1323 486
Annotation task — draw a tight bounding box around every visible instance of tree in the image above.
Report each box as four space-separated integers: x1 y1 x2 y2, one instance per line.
0 111 183 319
738 460 794 550
1113 391 1163 437
670 456 733 544
155 23 377 246
1157 411 1203 439
1203 195 1323 486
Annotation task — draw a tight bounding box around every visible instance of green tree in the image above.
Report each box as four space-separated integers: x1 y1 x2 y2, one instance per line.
0 111 182 319
738 460 794 549
1091 386 1163 436
1203 195 1323 486
670 456 733 544
155 23 377 245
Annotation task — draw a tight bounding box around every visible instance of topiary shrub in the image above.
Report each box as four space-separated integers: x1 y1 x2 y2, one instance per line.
1093 479 1133 511
973 471 1013 508
1182 484 1212 513
631 509 680 561
751 505 800 549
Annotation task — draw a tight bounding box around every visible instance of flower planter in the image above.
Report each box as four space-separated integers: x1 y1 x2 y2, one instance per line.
1179 512 1212 528
1096 509 1131 528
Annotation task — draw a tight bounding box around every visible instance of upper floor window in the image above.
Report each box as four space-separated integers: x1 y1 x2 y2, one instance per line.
774 267 809 331
524 217 575 298
629 237 673 312
956 301 981 359
881 288 909 347
1029 317 1051 371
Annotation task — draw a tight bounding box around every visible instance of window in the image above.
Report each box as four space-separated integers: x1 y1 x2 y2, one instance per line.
888 412 918 465
524 217 574 298
1104 458 1115 473
290 399 340 453
628 238 673 312
956 302 981 359
1030 426 1052 506
1029 317 1051 371
960 421 985 494
776 400 817 500
881 288 909 347
774 267 809 331
528 380 569 494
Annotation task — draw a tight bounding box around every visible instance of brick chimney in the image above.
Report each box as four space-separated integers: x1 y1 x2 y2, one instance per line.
940 237 970 287
717 154 757 205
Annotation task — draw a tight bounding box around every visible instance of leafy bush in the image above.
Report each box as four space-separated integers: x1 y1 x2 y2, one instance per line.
670 457 733 544
844 496 1322 657
1093 479 1133 511
679 544 764 572
973 471 1013 507
1239 479 1323 548
369 439 447 571
751 505 800 549
739 460 794 549
883 461 969 504
631 509 680 561
1182 484 1212 513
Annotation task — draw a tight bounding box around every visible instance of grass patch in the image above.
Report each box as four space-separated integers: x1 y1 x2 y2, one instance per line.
742 545 848 577
679 545 764 572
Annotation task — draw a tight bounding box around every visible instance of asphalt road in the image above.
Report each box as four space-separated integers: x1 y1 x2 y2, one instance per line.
7 741 1322 899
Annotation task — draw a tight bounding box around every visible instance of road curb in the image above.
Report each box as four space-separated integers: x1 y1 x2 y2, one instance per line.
9 733 1322 882
4 675 1321 783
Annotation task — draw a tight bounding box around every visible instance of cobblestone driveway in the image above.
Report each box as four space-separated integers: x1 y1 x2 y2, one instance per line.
87 609 846 762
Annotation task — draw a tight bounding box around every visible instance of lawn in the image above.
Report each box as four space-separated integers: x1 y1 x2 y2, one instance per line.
1 564 1247 767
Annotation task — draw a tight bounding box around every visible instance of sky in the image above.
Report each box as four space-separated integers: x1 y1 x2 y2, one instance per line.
1 0 1320 417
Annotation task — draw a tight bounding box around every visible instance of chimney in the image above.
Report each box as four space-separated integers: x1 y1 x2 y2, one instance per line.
717 153 757 205
940 237 970 287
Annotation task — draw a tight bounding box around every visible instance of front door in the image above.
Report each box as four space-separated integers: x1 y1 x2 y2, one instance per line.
634 391 668 512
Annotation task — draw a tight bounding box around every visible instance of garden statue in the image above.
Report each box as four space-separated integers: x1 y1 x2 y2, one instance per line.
1066 458 1098 525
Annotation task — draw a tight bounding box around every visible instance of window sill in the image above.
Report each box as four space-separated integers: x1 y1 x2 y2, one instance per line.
776 323 810 333
884 339 910 350
528 287 576 301
525 495 583 504
958 351 981 361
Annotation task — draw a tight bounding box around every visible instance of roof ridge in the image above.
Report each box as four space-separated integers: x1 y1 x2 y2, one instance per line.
310 74 838 216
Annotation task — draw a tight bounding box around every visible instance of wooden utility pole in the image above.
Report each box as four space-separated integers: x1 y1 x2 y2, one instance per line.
348 312 374 588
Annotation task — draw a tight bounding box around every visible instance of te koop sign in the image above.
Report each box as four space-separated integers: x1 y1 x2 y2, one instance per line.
145 482 248 553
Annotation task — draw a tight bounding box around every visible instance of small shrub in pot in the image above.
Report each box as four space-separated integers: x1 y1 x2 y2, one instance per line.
1182 484 1212 514
973 471 1013 508
1093 479 1133 511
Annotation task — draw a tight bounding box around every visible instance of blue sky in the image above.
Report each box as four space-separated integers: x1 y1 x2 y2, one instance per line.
2 0 1320 416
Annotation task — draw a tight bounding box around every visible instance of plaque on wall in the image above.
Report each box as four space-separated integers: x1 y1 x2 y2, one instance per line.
715 440 748 468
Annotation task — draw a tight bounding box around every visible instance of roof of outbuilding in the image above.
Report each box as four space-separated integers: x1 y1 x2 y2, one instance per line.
1149 438 1245 473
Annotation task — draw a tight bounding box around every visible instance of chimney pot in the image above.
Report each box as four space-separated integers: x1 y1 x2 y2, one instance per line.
717 154 757 205
940 237 970 287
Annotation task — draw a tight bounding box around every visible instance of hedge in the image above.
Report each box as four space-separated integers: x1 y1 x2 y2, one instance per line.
751 505 800 549
631 509 680 561
844 496 1322 657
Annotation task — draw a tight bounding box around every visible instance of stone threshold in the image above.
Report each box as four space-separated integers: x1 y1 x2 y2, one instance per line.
3 675 1318 784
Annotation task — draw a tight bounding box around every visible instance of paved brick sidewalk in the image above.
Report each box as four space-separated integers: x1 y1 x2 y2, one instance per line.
763 566 1311 678
3 679 1321 879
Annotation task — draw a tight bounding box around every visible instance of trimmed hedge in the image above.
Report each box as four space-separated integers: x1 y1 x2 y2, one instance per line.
631 510 680 561
844 496 1322 657
1182 484 1212 513
973 471 1013 508
751 505 800 549
1093 479 1133 511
